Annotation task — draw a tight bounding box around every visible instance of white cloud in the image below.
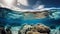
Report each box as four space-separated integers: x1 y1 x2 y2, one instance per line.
17 0 29 6
1 0 17 6
34 5 44 10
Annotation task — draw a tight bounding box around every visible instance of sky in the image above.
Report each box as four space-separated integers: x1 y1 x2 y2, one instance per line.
17 0 60 9
34 0 60 8
0 0 60 10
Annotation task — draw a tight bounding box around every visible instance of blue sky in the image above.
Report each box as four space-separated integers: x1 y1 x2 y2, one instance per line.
27 0 60 8
16 0 60 9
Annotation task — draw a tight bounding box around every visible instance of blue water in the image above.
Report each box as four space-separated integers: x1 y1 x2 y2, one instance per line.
0 7 60 28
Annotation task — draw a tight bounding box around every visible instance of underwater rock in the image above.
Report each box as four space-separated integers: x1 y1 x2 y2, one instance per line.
19 24 50 34
0 26 6 34
19 24 33 34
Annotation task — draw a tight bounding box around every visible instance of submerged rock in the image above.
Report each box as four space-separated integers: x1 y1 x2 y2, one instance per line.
19 23 50 34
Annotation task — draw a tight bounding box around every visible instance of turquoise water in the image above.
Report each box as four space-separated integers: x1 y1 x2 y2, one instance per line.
0 7 60 28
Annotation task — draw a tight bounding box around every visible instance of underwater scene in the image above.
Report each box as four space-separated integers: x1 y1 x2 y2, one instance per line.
0 7 60 34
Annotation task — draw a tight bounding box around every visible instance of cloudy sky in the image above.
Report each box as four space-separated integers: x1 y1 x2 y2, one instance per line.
0 0 60 10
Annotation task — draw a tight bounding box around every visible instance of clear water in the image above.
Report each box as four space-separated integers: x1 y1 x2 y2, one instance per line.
0 7 60 34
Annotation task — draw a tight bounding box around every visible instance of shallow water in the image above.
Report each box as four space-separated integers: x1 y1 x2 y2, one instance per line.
0 7 60 27
0 7 60 34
